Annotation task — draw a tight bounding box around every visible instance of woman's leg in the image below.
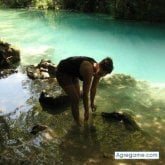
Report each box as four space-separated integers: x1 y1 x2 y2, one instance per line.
73 78 80 98
56 74 80 125
62 84 80 125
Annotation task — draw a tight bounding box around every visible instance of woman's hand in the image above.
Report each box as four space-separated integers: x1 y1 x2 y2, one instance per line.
91 104 97 112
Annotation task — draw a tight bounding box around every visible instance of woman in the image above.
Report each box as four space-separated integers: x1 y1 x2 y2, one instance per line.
56 56 113 125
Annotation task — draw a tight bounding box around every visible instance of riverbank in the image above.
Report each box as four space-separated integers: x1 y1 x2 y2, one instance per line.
0 0 165 22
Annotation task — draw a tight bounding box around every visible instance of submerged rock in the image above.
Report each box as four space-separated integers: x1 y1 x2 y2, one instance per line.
101 111 140 131
39 89 70 108
30 124 47 135
26 59 57 79
0 40 20 78
39 87 83 109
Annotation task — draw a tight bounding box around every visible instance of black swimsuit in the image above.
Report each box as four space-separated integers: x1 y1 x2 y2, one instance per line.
57 56 96 81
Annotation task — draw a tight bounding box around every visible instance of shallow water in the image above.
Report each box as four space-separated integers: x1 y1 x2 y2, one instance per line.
0 9 165 164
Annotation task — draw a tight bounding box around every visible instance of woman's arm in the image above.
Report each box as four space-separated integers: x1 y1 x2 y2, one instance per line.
83 75 92 121
80 61 93 121
90 75 100 111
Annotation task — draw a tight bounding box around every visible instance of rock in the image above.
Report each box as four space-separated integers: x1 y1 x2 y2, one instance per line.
39 90 70 108
30 124 47 135
0 69 18 78
26 59 57 79
26 65 41 79
103 152 113 159
27 62 71 109
0 40 20 78
26 58 80 109
101 111 140 131
0 116 10 147
39 87 83 109
0 40 20 69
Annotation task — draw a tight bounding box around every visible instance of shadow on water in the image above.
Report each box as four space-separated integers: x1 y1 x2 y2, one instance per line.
40 100 70 115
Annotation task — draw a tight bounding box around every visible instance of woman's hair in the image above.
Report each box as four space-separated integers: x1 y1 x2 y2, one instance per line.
99 57 114 73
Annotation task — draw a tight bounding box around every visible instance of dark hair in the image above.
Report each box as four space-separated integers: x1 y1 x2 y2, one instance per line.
99 57 114 73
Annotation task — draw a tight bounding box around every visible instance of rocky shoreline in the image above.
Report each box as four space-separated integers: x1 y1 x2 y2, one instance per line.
0 40 68 107
0 40 20 78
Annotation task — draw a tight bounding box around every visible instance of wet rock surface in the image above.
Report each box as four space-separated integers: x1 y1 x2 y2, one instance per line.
26 59 57 79
0 69 18 78
26 59 72 108
39 90 69 108
30 124 47 135
101 111 140 131
0 40 20 78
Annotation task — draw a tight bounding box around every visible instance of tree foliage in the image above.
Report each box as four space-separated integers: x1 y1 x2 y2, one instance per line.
0 0 165 21
0 0 32 8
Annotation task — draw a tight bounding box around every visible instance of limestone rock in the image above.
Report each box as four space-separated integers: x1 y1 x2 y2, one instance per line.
26 59 57 79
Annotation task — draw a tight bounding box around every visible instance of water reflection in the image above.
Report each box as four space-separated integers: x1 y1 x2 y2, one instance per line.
60 124 102 164
0 71 30 116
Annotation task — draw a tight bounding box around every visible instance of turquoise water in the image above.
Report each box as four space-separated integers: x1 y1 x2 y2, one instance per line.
0 9 165 82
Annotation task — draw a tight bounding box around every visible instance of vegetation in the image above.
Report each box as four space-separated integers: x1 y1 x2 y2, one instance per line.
0 0 32 8
0 0 165 21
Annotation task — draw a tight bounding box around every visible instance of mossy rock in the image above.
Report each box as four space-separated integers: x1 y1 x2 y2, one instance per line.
30 124 47 135
0 40 20 69
26 59 57 79
0 40 20 78
39 89 70 108
101 111 140 131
